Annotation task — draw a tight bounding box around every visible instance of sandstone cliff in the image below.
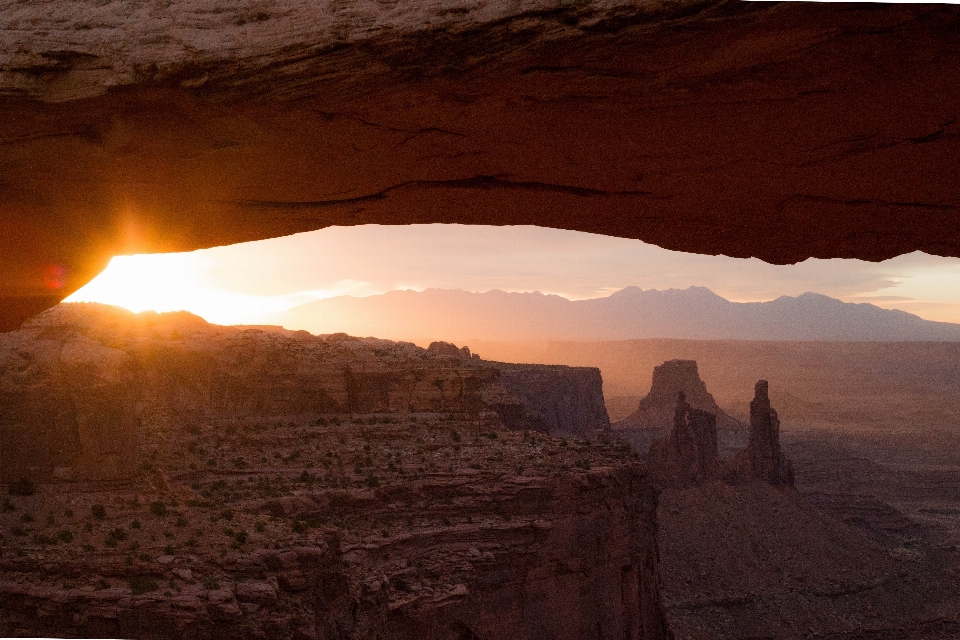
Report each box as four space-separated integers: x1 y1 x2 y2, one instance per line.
493 363 611 441
0 304 610 485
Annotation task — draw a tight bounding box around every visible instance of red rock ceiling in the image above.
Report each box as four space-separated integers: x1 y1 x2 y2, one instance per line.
1 2 959 330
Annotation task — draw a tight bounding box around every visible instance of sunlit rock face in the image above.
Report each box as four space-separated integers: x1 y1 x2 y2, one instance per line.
2 2 959 330
0 303 611 484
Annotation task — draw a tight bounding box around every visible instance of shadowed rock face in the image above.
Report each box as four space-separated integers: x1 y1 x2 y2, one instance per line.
740 380 794 486
2 2 960 330
642 377 793 488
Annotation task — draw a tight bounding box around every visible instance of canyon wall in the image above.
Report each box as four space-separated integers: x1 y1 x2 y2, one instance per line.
0 343 672 639
0 304 611 484
495 363 611 441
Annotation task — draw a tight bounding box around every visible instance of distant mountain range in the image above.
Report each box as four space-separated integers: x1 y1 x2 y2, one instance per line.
270 286 960 343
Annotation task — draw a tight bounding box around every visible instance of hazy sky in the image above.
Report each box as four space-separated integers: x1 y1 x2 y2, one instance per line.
66 224 960 326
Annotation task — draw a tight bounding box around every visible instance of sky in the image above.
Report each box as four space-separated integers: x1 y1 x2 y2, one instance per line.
65 224 960 326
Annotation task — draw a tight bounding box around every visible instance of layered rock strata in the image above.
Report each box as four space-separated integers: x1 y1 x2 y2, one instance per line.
0 412 671 640
494 363 611 441
0 303 611 483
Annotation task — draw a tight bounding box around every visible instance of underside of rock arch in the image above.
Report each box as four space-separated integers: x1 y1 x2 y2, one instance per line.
2 0 959 330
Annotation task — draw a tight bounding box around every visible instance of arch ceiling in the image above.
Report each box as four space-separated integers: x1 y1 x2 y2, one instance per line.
1 0 959 330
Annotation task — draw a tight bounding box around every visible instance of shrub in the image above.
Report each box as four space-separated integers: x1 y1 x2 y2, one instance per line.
0 498 15 512
128 576 159 595
234 530 248 544
203 576 220 590
450 430 462 443
150 501 168 517
57 529 74 543
392 576 413 592
365 474 380 488
91 504 107 519
33 533 56 545
131 519 141 529
8 478 35 496
220 508 233 521
106 528 128 543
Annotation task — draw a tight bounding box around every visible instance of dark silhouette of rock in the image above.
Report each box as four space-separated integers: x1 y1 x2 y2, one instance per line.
615 360 743 433
642 374 794 489
648 392 720 487
740 380 795 486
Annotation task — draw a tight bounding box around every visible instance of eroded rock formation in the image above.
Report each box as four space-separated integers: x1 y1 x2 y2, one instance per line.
426 341 475 360
615 359 742 433
495 363 611 441
0 401 672 639
732 380 795 486
647 393 720 487
632 361 793 488
0 303 610 485
2 3 960 330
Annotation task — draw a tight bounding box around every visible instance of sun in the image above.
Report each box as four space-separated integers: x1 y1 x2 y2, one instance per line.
63 253 296 325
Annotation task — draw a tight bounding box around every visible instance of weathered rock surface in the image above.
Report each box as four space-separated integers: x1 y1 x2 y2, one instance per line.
426 341 475 359
2 3 960 330
0 303 610 483
0 323 139 485
0 399 671 639
615 360 742 433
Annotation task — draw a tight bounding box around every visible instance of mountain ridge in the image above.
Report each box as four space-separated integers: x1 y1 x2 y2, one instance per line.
272 286 960 343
